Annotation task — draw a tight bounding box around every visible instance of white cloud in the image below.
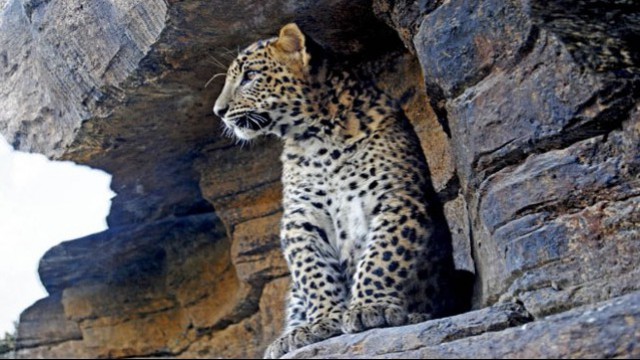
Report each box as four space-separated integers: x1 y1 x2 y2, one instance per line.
0 135 115 335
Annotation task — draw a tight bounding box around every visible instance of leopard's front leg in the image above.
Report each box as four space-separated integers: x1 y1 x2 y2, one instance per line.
265 212 347 359
342 193 436 333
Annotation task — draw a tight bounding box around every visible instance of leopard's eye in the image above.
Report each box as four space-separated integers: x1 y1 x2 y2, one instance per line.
241 70 259 85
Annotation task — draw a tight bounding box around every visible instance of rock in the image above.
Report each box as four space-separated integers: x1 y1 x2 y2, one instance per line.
528 0 640 74
16 295 81 349
405 0 640 314
446 29 636 187
370 0 640 356
0 0 166 157
232 212 289 284
17 214 257 358
38 214 226 294
179 277 290 358
414 0 535 100
286 301 533 358
479 119 640 313
442 195 474 274
286 291 640 359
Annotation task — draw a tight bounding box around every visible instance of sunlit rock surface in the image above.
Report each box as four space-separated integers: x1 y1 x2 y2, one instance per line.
286 292 640 359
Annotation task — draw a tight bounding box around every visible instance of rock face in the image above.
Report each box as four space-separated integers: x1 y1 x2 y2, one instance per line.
1 0 638 358
0 0 167 157
286 291 640 359
404 0 640 316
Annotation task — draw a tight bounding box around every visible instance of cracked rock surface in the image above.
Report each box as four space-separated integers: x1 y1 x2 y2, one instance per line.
286 292 640 359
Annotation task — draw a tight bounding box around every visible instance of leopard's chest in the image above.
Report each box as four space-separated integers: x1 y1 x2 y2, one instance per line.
330 187 368 266
283 143 380 268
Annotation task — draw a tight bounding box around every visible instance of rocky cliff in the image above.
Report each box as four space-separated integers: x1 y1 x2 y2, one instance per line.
1 0 638 358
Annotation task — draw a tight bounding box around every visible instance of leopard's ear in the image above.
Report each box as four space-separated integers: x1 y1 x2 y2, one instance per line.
275 23 305 54
272 23 310 70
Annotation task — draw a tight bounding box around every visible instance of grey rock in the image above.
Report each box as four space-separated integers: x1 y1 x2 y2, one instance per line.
0 0 166 157
285 301 532 359
443 194 474 275
286 291 640 359
408 0 640 315
527 0 640 74
414 0 534 100
38 213 226 294
447 29 636 188
470 92 640 312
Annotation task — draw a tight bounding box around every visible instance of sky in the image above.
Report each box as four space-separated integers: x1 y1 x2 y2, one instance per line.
0 135 115 335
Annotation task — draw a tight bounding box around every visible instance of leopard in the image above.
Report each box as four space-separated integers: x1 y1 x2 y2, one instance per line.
214 23 443 359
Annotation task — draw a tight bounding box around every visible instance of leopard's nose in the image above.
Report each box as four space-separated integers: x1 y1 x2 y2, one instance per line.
214 105 229 118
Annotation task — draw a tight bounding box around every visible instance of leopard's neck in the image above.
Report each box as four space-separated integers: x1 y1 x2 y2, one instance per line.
282 63 396 150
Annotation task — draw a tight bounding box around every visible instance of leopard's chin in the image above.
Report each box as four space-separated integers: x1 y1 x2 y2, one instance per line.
224 111 273 140
232 126 258 140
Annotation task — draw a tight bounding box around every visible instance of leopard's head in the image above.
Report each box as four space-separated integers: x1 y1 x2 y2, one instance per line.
214 23 313 140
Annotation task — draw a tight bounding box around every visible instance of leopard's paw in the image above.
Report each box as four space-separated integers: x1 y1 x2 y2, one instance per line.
264 318 342 359
341 302 408 334
407 312 433 324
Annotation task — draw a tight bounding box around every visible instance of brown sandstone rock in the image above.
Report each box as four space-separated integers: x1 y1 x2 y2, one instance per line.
16 295 82 349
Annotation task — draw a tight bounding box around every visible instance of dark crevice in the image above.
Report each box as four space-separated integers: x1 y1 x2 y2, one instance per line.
421 161 474 317
211 179 282 205
472 138 519 174
436 173 461 203
372 0 445 52
510 25 541 70
465 196 483 309
121 350 175 359
424 80 451 137
493 189 640 237
15 337 82 352
171 198 216 219
234 239 281 259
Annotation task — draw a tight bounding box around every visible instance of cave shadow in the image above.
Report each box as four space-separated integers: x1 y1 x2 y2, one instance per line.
422 168 475 318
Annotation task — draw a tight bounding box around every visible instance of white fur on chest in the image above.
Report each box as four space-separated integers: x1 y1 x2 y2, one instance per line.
282 139 374 263
333 192 368 263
